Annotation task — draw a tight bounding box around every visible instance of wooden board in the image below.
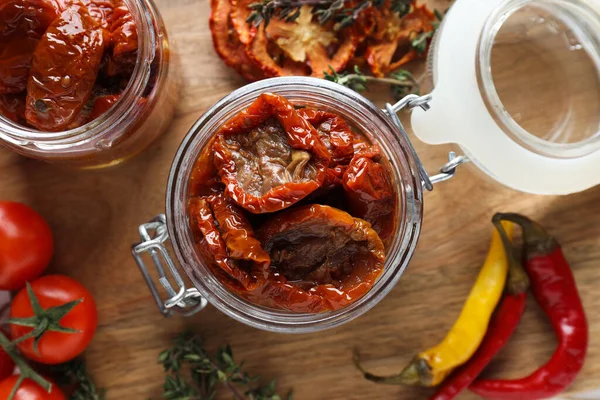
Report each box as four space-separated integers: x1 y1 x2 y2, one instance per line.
2 0 600 398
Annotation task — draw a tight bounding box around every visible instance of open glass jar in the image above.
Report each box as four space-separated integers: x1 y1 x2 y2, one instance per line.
0 0 177 169
133 77 426 333
133 0 600 332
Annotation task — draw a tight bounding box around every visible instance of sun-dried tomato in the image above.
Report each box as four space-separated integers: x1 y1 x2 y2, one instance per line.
0 93 26 124
25 5 106 131
256 204 386 311
342 152 396 243
365 3 435 77
189 137 225 197
88 94 120 120
80 0 114 29
209 0 265 81
213 92 331 213
190 194 270 290
103 0 137 76
246 6 357 77
0 0 64 39
297 108 355 165
230 0 255 45
0 35 39 94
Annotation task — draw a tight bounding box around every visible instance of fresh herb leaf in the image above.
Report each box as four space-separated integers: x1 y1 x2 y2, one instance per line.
50 358 106 400
156 333 291 400
324 66 420 100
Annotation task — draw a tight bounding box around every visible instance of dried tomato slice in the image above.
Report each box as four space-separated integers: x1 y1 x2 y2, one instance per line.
246 6 357 77
230 0 255 45
190 194 270 290
0 0 64 39
210 0 265 81
365 3 435 77
297 108 355 165
0 35 39 94
189 136 224 197
89 94 120 120
0 92 26 124
213 92 331 213
25 5 106 131
80 0 114 29
104 0 138 76
257 204 386 311
342 153 396 243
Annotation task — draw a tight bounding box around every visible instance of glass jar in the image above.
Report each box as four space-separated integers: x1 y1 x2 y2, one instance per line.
133 77 426 333
0 0 178 169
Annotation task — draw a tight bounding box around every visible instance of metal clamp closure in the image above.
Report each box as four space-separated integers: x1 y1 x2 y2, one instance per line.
386 95 469 191
132 214 207 317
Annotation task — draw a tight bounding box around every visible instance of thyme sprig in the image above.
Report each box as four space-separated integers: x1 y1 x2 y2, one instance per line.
157 333 292 400
247 0 411 29
50 358 106 400
324 66 420 100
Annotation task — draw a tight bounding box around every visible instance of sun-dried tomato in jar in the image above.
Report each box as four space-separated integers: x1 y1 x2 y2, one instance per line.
0 0 177 168
188 93 397 314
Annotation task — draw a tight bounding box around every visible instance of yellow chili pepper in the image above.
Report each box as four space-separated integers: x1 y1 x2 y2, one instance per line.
356 221 514 387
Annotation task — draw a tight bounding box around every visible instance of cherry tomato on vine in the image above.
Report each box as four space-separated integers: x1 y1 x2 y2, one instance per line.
0 376 65 400
0 201 53 291
10 275 98 365
0 329 15 381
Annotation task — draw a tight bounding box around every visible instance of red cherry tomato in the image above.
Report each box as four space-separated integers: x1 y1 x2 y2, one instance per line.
0 202 53 291
0 376 65 400
10 275 98 365
0 330 15 381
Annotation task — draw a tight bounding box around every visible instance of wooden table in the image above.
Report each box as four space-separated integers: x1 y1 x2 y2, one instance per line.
2 0 600 398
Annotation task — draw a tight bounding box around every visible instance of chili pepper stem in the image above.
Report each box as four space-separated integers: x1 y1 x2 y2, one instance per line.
493 213 556 255
353 350 431 386
492 217 529 295
0 330 52 398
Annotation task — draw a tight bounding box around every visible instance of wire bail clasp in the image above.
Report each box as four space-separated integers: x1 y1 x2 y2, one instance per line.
132 214 207 317
386 94 469 190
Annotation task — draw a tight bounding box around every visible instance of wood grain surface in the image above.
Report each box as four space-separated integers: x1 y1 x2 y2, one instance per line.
1 0 599 399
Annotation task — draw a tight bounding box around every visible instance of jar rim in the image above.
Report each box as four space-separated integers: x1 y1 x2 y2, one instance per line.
165 77 424 333
0 0 157 145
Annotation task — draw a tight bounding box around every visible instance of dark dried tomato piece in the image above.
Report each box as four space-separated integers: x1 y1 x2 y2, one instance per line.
103 0 137 76
257 204 386 311
89 93 120 120
25 5 105 131
0 35 39 94
365 3 435 77
0 0 64 39
189 136 224 197
210 0 265 81
80 0 114 29
297 108 355 165
246 6 357 77
342 153 395 243
190 194 270 290
213 92 331 213
0 92 26 124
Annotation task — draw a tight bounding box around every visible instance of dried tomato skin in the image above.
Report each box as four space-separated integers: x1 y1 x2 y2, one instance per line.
0 35 39 94
25 5 106 131
209 0 265 81
88 94 120 120
190 194 270 290
0 92 26 124
213 93 331 213
257 204 386 311
0 0 64 39
297 108 355 165
103 0 137 76
342 154 395 243
79 0 114 29
365 3 435 77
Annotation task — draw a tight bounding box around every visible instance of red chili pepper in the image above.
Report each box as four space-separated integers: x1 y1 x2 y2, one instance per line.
429 217 529 400
470 213 588 400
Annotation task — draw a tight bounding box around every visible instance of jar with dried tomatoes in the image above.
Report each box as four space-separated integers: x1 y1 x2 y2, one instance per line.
0 0 177 168
133 77 425 332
